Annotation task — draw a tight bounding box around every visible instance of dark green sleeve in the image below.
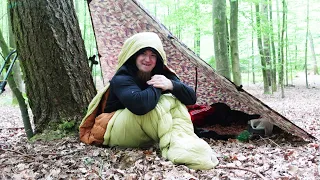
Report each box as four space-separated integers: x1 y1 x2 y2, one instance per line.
166 74 197 105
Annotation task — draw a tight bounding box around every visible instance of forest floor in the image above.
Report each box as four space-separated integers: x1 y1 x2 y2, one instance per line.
0 72 319 180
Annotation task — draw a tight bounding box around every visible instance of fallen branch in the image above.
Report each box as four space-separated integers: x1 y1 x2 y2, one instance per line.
216 165 267 180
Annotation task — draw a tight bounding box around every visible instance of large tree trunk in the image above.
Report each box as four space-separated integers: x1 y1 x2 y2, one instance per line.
9 0 96 133
230 0 241 86
213 0 230 80
255 3 270 94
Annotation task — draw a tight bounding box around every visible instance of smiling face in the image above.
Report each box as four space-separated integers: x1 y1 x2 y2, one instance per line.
135 49 157 73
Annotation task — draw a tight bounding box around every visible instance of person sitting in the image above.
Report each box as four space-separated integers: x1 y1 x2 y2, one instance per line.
79 32 219 170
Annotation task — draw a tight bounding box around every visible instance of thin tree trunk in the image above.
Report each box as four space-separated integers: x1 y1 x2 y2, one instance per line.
269 0 277 92
194 0 200 56
83 1 87 46
251 4 255 84
154 0 157 17
255 3 270 94
276 0 282 87
285 12 288 86
304 0 309 88
7 3 24 103
9 0 96 133
280 0 286 98
213 0 230 80
0 28 33 139
0 2 3 81
308 31 319 75
262 0 271 89
230 0 241 86
175 0 181 39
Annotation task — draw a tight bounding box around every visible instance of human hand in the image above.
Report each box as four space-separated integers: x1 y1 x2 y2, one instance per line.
147 75 173 91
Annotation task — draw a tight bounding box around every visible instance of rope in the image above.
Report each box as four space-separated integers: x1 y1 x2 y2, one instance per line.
195 66 198 95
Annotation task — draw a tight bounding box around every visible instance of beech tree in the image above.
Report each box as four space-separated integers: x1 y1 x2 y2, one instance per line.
213 0 231 80
8 0 96 133
230 0 241 86
255 3 270 94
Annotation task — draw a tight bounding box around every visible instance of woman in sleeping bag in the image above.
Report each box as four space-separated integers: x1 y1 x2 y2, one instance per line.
79 32 219 170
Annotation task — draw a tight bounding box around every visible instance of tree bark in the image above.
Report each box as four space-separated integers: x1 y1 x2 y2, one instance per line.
255 3 270 94
0 28 33 139
285 12 288 86
251 4 255 84
213 0 230 80
194 0 200 56
7 3 25 103
230 0 241 86
9 0 96 133
262 1 271 89
308 31 319 75
304 0 309 88
174 0 181 39
276 0 282 87
280 0 286 97
269 0 277 92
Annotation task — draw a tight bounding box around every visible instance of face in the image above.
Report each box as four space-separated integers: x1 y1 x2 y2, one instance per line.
135 49 157 73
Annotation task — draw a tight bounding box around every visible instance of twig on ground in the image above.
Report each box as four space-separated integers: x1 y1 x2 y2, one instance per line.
258 136 281 147
0 148 35 159
216 165 268 180
55 140 68 147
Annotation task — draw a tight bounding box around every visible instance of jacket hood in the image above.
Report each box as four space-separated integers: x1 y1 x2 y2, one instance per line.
116 32 167 71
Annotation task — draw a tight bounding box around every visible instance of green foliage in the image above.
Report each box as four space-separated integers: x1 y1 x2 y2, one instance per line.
0 93 13 106
30 129 69 142
58 120 76 130
140 0 320 85
237 130 251 142
30 120 77 142
207 56 216 69
213 18 221 25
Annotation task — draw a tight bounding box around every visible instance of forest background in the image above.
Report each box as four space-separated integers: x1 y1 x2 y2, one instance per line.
141 0 319 86
1 0 319 93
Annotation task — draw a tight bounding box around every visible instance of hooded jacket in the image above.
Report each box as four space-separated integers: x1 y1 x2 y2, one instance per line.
104 32 196 115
